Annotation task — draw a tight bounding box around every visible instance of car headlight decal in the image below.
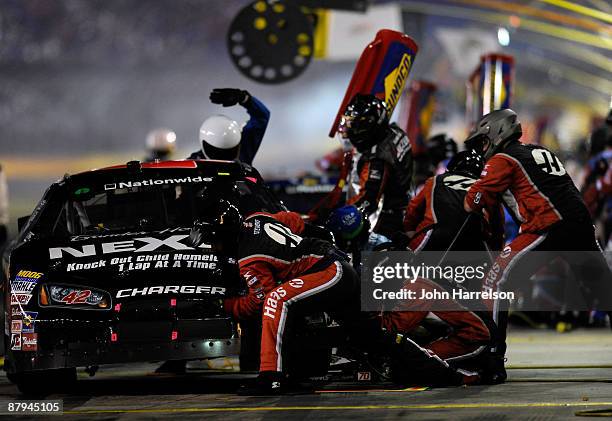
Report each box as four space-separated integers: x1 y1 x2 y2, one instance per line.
41 285 110 309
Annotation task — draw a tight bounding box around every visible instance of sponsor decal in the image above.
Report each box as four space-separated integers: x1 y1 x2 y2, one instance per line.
288 279 304 289
11 279 37 293
104 176 211 191
484 262 502 290
11 306 22 317
15 270 43 279
22 333 37 352
264 223 302 247
10 294 32 305
11 320 22 333
357 371 372 381
11 270 43 294
49 235 215 261
244 271 258 287
22 312 38 333
384 53 413 112
70 227 187 242
342 213 357 227
263 286 287 319
116 285 226 298
395 135 412 162
10 333 21 351
443 175 476 192
500 246 512 259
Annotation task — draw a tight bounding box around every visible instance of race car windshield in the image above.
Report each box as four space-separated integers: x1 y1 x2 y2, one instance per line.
54 183 220 236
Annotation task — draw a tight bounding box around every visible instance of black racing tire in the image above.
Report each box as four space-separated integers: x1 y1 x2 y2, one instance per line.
239 318 262 372
10 368 77 396
287 346 331 380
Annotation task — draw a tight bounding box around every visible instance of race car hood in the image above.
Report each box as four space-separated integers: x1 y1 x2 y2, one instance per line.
11 227 238 301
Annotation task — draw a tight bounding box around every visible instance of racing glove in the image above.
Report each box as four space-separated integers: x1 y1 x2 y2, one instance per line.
210 88 250 107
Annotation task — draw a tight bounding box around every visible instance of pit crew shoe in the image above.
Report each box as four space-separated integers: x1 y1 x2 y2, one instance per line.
238 371 287 395
457 369 481 386
481 355 507 384
238 371 314 395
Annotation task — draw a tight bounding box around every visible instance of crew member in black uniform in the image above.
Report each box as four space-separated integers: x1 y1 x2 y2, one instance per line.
405 149 504 253
226 210 360 394
464 108 612 383
339 94 414 247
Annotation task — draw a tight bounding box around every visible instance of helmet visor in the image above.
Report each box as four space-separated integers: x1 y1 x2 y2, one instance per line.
464 133 487 155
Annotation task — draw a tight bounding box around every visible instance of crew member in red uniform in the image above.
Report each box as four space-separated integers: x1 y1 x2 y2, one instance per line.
224 210 360 394
340 94 414 247
377 277 491 386
405 149 504 252
463 108 612 383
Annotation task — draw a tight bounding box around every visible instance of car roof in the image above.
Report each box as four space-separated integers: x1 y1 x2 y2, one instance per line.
63 159 242 182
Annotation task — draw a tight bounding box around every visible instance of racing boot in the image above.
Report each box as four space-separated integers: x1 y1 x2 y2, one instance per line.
480 352 507 385
238 371 314 396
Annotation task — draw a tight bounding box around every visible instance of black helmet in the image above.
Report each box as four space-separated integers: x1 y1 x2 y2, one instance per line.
427 133 458 166
465 108 522 161
339 94 389 152
446 149 484 178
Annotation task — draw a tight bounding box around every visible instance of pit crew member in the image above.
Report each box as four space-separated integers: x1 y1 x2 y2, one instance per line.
377 277 491 386
340 94 414 247
463 108 612 383
189 88 269 165
405 149 504 253
224 210 360 394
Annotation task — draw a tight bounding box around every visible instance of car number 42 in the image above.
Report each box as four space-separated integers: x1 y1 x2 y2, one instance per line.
61 290 91 304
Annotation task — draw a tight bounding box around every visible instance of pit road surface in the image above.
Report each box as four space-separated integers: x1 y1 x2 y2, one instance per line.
1 328 611 420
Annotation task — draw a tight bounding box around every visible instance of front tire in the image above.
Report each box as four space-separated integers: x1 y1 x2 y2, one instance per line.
9 368 77 396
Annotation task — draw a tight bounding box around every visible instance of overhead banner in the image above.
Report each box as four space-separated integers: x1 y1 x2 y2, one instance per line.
329 29 419 137
398 80 437 157
466 53 514 128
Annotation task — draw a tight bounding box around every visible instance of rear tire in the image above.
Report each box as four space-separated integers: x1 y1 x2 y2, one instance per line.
287 347 331 380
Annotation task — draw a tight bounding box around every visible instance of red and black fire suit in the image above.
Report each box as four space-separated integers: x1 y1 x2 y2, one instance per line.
404 172 504 252
465 141 612 355
224 211 360 373
381 278 491 360
348 123 414 239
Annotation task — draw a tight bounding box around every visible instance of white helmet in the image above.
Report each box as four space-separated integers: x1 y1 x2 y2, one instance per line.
146 128 176 160
199 115 242 160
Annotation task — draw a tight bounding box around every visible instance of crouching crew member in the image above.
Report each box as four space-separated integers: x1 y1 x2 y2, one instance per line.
378 277 491 386
223 211 360 394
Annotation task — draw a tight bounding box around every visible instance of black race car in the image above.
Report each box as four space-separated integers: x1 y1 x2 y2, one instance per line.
1 159 260 394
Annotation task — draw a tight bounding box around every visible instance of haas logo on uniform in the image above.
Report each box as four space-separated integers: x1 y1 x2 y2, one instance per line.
532 149 566 176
